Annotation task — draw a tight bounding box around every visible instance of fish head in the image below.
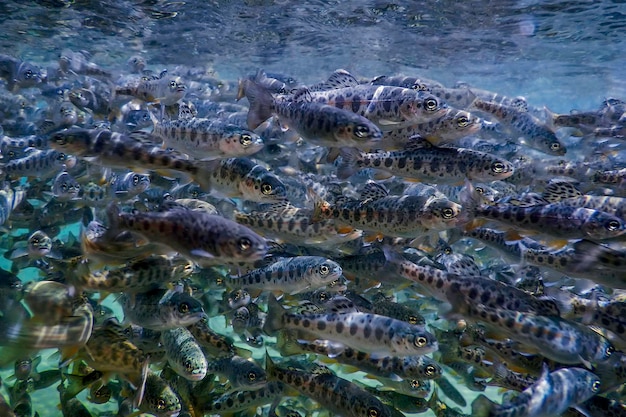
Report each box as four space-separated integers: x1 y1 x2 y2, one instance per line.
582 212 626 240
15 61 45 89
242 169 287 203
49 128 93 156
422 198 464 229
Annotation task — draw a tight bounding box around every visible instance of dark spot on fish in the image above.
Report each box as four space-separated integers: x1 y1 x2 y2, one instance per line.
375 327 383 340
349 323 358 336
364 325 372 338
336 322 344 333
351 96 361 113
317 321 326 330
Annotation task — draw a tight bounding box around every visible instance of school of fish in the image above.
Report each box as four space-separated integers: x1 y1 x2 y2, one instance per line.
0 51 626 417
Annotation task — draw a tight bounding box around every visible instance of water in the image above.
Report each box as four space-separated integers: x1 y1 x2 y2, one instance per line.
1 1 625 416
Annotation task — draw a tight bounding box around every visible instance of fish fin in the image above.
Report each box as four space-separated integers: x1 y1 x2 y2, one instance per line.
238 79 274 129
435 375 467 407
292 87 312 103
190 249 216 260
275 330 305 356
543 105 559 132
458 179 481 221
542 180 582 202
403 135 432 151
262 294 285 335
8 247 28 259
323 69 359 89
470 394 497 417
572 405 593 417
337 147 364 179
359 181 389 201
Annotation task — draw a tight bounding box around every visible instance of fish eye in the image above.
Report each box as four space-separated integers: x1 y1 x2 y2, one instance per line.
60 184 68 192
475 186 484 194
592 380 601 392
491 162 506 173
215 277 224 285
408 316 418 324
238 237 252 251
550 142 561 151
409 379 420 388
169 80 177 88
456 115 469 127
606 220 621 231
354 125 370 138
367 407 380 417
247 371 257 381
606 345 614 356
261 183 273 195
425 365 437 376
178 302 190 314
414 336 427 347
424 98 438 111
54 135 68 146
132 175 140 185
318 293 328 301
184 360 193 371
57 153 67 161
24 69 33 79
441 207 455 219
240 134 253 146
320 264 330 275
157 399 166 410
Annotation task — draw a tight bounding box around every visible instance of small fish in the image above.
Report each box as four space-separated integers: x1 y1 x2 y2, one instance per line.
68 87 111 117
160 326 208 381
106 203 267 266
314 181 464 238
239 79 384 149
337 137 514 183
196 381 286 415
205 355 266 390
116 70 186 106
263 294 438 358
152 114 265 159
227 256 343 295
9 230 60 261
58 49 112 79
49 171 81 202
108 171 150 199
0 54 45 91
121 287 205 331
139 371 182 417
472 365 600 417
470 97 566 155
461 180 626 241
1 148 76 180
265 353 394 417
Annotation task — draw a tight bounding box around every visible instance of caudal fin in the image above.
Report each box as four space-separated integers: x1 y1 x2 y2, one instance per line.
336 147 364 179
471 394 496 417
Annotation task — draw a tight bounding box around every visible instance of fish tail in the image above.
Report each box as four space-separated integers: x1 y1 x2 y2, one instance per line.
238 79 274 130
262 294 285 335
336 147 364 180
458 179 482 225
264 351 278 381
471 394 496 417
104 202 122 236
191 159 221 191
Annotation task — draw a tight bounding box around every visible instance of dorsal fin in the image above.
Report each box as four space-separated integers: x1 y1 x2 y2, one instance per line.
178 102 195 120
324 69 359 89
542 180 583 202
359 181 388 201
292 87 312 103
403 135 432 151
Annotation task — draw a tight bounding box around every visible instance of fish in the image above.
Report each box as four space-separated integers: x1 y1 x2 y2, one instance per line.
336 137 515 183
265 353 394 417
120 287 206 331
1 148 76 180
115 70 186 106
472 365 601 417
105 202 268 267
263 293 438 358
0 54 45 91
239 79 384 148
160 326 208 381
205 355 266 390
460 180 626 240
470 96 566 155
314 181 464 238
152 113 265 159
227 256 343 295
139 371 182 417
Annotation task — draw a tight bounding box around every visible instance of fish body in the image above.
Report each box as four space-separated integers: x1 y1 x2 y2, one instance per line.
108 171 150 199
461 181 626 240
0 54 45 91
316 182 463 237
205 355 266 389
263 294 438 357
235 201 362 247
240 79 384 148
382 108 482 147
228 256 342 295
106 203 267 266
160 326 207 381
470 97 565 155
140 371 182 417
266 354 393 417
116 71 186 105
68 88 111 117
472 366 600 417
1 149 75 180
337 139 514 183
121 288 205 331
153 116 264 159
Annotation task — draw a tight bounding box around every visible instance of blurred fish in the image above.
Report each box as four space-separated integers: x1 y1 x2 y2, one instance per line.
161 326 207 381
